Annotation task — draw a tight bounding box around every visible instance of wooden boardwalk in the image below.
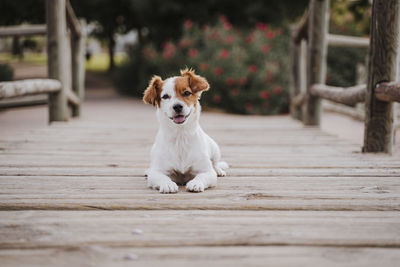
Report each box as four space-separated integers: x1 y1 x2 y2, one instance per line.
0 92 399 266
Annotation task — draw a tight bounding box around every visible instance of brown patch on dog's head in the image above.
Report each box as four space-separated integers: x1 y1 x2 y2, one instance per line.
175 68 209 106
143 75 163 107
180 68 209 93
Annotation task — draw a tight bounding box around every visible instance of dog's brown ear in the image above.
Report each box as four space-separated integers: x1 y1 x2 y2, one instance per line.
181 68 209 93
143 75 163 106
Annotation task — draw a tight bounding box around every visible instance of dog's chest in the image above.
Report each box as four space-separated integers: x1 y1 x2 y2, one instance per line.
161 131 205 173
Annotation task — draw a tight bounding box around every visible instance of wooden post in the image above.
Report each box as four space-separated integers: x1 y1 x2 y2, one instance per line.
363 0 399 153
46 0 69 122
71 19 86 117
303 0 330 126
290 27 301 120
299 39 308 114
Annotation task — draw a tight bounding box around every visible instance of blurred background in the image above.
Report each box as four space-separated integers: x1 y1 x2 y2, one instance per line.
0 0 371 115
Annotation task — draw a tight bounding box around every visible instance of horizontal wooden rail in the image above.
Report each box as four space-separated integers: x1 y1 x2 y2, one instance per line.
322 100 365 121
0 25 46 37
375 81 400 102
66 0 81 37
310 84 366 105
0 79 61 99
327 34 369 48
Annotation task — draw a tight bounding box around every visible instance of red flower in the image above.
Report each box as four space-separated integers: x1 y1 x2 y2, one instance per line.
213 94 221 103
266 30 275 39
226 77 235 86
262 44 270 54
259 90 270 99
223 22 232 31
214 67 223 76
219 15 228 23
256 22 266 31
238 77 247 85
245 102 253 111
220 49 230 59
189 48 197 58
202 25 210 32
162 42 175 59
273 86 282 95
226 35 234 44
245 36 254 44
231 88 239 96
184 19 193 30
265 71 273 84
249 65 258 73
199 62 209 71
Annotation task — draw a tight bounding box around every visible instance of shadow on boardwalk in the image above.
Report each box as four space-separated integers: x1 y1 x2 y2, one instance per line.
0 72 399 266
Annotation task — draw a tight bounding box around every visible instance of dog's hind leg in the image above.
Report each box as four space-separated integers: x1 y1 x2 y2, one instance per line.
207 136 229 177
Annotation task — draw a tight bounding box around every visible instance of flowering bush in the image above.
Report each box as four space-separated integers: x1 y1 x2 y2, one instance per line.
115 16 290 115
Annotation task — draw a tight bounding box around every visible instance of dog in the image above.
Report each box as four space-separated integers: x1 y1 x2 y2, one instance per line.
143 68 228 193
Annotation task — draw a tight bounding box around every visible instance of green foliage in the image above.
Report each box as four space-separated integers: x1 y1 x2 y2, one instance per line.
326 0 370 87
0 0 45 25
0 64 14 81
114 17 290 115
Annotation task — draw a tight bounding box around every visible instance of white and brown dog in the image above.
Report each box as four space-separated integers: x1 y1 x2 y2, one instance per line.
143 68 228 193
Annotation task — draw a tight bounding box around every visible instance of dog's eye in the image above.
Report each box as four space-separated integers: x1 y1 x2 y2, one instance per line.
183 91 191 97
162 94 170 100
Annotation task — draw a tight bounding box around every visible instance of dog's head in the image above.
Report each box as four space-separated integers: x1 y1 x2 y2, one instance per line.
143 68 209 125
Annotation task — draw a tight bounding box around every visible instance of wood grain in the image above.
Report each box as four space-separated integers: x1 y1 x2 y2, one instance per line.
1 79 400 265
363 0 399 153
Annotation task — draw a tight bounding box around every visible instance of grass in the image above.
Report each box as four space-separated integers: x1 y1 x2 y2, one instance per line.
85 53 127 72
0 52 127 72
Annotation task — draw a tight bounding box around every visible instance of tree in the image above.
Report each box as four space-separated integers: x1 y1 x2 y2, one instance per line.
71 0 133 72
0 0 45 58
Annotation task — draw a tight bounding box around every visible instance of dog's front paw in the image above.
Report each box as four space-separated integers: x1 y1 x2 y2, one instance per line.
186 179 205 192
158 181 179 194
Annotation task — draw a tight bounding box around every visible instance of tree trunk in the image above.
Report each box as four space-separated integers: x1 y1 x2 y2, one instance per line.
12 36 23 60
137 27 143 47
108 35 116 73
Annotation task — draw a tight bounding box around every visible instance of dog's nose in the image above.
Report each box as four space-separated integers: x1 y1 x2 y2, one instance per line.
173 104 183 113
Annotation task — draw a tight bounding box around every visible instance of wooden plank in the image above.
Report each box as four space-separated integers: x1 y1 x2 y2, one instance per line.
327 34 369 48
0 210 399 248
0 174 399 211
1 246 399 267
0 79 61 99
0 25 46 37
363 0 399 153
303 0 330 125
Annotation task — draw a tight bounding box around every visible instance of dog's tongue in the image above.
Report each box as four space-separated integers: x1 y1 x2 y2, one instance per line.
173 115 185 124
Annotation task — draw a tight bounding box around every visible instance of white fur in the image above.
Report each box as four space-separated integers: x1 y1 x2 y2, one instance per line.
146 77 228 193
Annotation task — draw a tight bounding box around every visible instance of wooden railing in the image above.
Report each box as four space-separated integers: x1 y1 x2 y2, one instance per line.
290 0 400 154
0 0 86 123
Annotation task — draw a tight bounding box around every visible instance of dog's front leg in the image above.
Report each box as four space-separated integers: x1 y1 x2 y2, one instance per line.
147 169 178 194
186 170 217 193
